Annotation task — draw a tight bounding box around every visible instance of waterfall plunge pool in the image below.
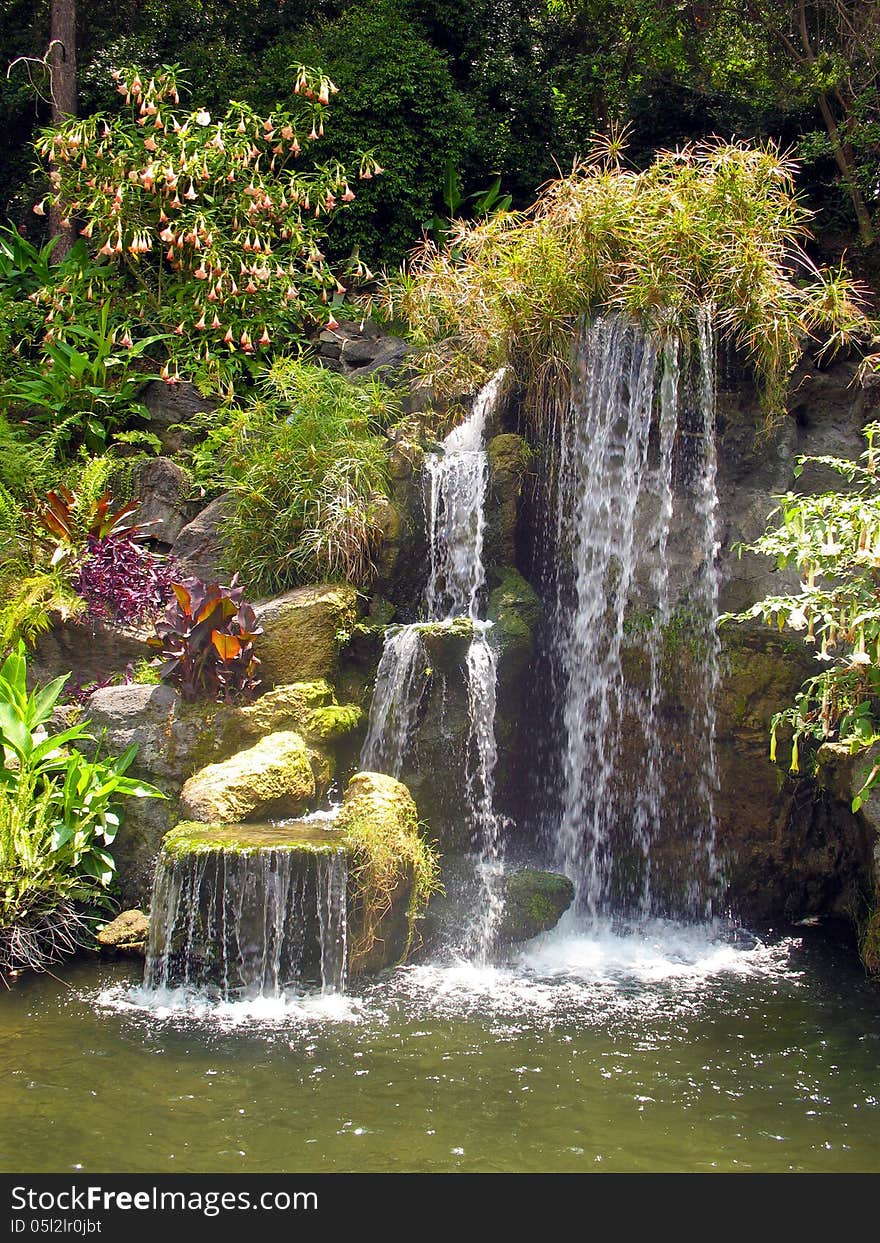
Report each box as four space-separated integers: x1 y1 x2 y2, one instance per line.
3 919 879 1174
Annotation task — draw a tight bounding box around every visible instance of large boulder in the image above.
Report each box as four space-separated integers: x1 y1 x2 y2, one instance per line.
316 320 410 379
85 683 213 783
133 456 193 546
80 679 360 904
170 492 234 582
254 584 359 686
30 619 152 687
142 379 215 455
179 730 320 823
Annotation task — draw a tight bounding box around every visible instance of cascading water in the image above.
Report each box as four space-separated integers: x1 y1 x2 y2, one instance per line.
144 840 349 997
360 369 507 959
360 625 429 778
540 314 721 922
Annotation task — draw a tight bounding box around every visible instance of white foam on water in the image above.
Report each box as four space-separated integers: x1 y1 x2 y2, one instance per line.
94 981 366 1029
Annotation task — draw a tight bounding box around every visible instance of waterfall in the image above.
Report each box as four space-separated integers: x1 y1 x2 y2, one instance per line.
542 315 720 921
144 845 349 997
424 372 498 620
360 369 507 958
360 625 429 777
464 629 504 957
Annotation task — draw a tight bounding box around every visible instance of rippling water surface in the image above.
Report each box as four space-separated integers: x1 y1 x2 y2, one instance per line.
2 920 879 1173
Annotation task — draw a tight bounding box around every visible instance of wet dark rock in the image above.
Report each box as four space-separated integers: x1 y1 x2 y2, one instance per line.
485 434 530 568
133 456 193 546
497 870 575 943
170 492 234 582
142 380 215 454
316 320 410 379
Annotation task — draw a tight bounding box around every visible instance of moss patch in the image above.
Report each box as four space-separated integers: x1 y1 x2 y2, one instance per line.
162 820 348 858
305 703 364 740
497 869 574 943
487 567 542 644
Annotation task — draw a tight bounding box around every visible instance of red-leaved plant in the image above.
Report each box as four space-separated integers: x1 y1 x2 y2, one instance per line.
148 576 262 702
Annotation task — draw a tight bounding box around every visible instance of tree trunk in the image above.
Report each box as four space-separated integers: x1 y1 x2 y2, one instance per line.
48 0 77 260
794 0 875 248
815 91 876 248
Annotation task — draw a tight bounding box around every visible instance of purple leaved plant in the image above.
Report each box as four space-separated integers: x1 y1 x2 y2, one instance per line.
73 534 178 625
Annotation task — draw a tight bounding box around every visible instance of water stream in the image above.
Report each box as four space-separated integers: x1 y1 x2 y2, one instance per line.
145 838 349 998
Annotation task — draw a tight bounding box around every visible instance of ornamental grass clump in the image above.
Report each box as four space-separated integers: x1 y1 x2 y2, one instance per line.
214 357 400 593
336 774 441 972
386 137 871 422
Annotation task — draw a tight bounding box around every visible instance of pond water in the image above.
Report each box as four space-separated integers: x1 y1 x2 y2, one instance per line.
2 918 879 1174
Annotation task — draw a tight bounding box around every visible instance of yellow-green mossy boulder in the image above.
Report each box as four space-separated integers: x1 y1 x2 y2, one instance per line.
337 771 440 974
96 909 150 956
254 584 359 686
179 730 317 823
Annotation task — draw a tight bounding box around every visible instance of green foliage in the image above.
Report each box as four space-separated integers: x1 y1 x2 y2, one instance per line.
0 642 164 974
212 358 399 593
387 138 871 420
423 157 513 249
5 304 165 454
255 3 478 267
0 567 84 652
148 576 262 703
722 422 880 809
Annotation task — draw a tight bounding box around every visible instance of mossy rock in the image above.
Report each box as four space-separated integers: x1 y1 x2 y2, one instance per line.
497 869 574 944
487 433 531 478
305 703 364 740
158 773 440 979
337 771 440 974
487 567 542 649
179 730 318 823
419 617 476 673
96 909 150 956
254 584 359 686
161 819 349 858
485 434 531 567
